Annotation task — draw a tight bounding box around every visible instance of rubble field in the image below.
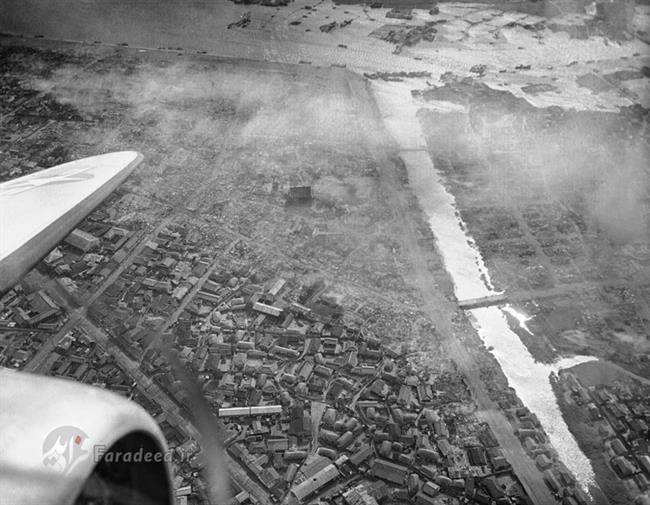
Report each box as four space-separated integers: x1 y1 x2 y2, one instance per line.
416 76 650 379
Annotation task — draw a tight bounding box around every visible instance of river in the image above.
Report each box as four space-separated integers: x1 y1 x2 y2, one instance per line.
372 80 599 492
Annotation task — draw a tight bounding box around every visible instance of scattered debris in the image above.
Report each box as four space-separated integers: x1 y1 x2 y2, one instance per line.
320 21 337 33
286 186 313 205
469 64 487 77
521 83 559 95
386 8 412 21
369 23 437 54
364 71 432 82
227 11 251 30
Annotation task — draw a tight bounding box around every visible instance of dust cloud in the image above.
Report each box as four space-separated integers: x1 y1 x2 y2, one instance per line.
28 61 372 150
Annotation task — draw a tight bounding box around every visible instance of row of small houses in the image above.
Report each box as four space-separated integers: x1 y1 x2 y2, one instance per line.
565 372 650 497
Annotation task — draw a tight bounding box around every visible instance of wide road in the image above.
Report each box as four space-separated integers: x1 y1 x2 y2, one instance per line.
0 0 435 74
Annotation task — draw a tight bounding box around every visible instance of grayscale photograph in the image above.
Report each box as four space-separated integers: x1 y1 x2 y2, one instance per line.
0 0 648 504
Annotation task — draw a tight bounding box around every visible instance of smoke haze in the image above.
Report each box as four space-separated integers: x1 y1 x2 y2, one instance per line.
29 61 373 150
28 59 649 244
418 86 649 244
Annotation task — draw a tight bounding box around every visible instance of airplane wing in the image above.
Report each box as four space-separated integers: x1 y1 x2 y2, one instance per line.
0 152 176 504
0 368 173 505
0 151 142 293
